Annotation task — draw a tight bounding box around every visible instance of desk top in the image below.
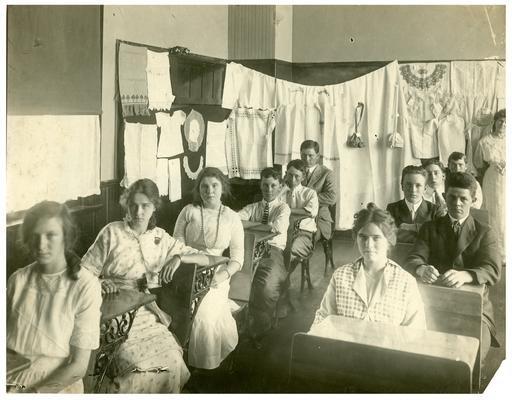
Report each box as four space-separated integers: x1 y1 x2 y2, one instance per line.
309 315 479 368
100 289 156 322
6 349 31 376
242 221 277 241
418 281 485 299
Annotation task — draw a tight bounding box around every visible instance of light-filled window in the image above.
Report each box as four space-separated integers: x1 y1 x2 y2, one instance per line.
6 115 101 213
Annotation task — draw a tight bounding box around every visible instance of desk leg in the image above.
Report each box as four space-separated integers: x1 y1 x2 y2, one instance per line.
93 309 138 393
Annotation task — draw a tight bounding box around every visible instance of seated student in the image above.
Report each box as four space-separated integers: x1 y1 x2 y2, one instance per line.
423 159 447 215
7 201 102 393
405 172 501 361
82 179 212 392
386 165 441 243
312 203 426 329
300 140 337 244
447 151 483 209
238 168 291 342
173 167 244 370
279 159 319 271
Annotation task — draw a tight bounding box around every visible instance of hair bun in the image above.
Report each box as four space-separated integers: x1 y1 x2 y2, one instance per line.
366 202 377 211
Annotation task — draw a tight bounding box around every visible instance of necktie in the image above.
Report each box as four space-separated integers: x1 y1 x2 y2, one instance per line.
452 220 461 237
262 202 270 225
409 206 416 222
305 169 310 183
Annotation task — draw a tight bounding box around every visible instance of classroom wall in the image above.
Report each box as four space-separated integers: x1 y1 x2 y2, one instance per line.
292 5 506 62
7 5 102 115
101 5 229 180
275 5 293 62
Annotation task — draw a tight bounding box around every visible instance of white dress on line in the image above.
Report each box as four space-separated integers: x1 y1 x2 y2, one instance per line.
473 134 506 259
174 204 245 369
7 265 102 393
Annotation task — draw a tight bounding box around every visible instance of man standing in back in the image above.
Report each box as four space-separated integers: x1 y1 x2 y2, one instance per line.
300 140 337 256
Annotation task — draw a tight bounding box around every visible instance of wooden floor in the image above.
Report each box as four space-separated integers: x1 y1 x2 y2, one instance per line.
184 236 506 393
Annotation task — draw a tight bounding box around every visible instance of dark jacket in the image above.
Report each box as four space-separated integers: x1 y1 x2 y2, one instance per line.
303 164 336 239
405 214 501 344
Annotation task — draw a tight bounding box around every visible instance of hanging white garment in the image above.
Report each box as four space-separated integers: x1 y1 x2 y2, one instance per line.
451 61 501 173
205 120 229 174
399 62 451 159
225 107 275 179
146 50 175 111
168 158 182 202
156 159 169 196
326 61 416 229
121 122 158 188
156 111 185 158
437 114 466 165
6 116 101 213
221 62 276 109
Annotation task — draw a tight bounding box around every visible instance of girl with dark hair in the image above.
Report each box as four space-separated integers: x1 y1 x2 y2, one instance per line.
474 108 506 261
7 201 102 393
311 203 425 330
174 167 244 369
81 178 211 393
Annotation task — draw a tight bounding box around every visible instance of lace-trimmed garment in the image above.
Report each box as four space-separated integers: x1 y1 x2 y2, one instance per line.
7 265 102 393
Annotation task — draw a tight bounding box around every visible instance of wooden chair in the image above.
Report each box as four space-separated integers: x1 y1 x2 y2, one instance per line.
288 325 479 393
288 215 316 292
322 203 336 275
149 261 220 360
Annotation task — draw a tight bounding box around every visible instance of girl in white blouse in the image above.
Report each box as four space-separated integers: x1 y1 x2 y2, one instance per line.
312 203 426 330
82 179 212 393
174 167 244 369
7 201 102 393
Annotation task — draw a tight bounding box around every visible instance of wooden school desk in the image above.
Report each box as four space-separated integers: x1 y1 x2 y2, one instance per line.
289 315 479 393
228 221 277 303
88 289 156 393
418 282 484 392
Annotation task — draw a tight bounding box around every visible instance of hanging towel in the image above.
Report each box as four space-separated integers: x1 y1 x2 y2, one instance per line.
156 158 169 196
205 120 229 174
226 107 275 179
121 122 158 188
118 43 150 117
168 158 182 202
156 111 185 158
146 50 175 111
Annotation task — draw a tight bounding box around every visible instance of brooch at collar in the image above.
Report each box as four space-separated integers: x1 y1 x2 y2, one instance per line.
154 237 161 245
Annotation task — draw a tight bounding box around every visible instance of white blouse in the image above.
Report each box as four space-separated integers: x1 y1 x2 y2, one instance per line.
7 264 102 359
81 221 199 289
173 204 244 268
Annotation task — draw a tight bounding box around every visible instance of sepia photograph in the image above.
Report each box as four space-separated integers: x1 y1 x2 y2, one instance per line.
3 1 507 395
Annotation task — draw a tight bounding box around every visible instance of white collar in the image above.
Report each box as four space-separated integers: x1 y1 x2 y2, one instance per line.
404 198 422 213
262 197 279 207
448 213 469 225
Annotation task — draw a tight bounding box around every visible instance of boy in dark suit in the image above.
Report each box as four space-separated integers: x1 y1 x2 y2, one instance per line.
300 140 337 253
386 165 440 243
405 172 501 360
